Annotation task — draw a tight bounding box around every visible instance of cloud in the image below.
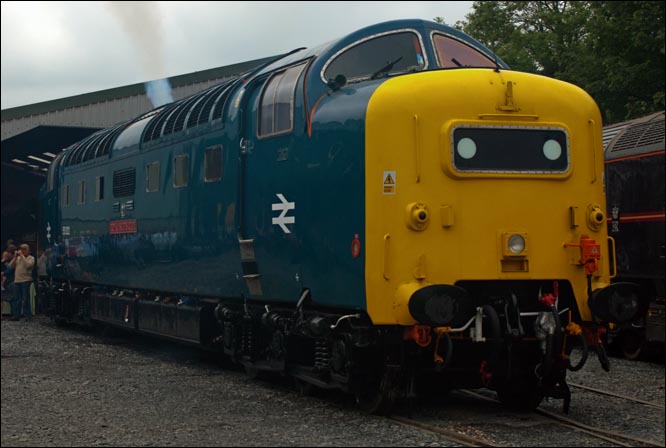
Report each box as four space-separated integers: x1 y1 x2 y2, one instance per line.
1 1 472 109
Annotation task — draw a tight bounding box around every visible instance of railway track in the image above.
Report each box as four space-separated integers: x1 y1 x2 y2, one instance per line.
460 389 663 447
568 382 666 411
390 415 499 447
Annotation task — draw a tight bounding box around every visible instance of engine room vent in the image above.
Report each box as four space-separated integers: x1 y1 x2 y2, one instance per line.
113 167 136 198
610 119 665 152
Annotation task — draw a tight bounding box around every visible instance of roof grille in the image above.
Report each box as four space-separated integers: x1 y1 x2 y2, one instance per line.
96 122 128 158
142 103 179 143
211 82 236 121
113 167 136 198
194 83 230 127
163 94 200 136
611 119 665 152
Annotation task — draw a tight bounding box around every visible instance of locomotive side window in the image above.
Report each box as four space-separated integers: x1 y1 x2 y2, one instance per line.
204 145 222 182
258 63 307 138
323 31 426 83
432 34 495 68
63 184 70 207
113 168 136 198
77 180 86 205
146 162 160 192
174 155 189 188
95 176 104 201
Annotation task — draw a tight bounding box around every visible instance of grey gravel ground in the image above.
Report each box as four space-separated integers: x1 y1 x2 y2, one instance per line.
2 317 664 447
1 317 454 447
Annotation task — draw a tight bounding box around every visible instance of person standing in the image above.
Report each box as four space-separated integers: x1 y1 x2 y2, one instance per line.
8 244 35 321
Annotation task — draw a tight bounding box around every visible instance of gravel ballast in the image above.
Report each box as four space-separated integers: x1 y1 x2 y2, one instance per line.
2 317 664 446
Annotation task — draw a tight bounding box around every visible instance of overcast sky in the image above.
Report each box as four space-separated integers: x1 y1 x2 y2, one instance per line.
0 1 473 110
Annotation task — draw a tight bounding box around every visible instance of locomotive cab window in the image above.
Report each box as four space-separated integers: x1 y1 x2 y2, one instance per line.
258 63 307 138
204 145 222 182
77 180 86 205
95 176 104 201
432 34 495 68
174 155 189 188
323 31 426 83
146 162 160 192
63 184 70 207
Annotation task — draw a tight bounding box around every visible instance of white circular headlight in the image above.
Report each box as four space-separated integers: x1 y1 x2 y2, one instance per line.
543 139 562 160
508 234 525 254
457 138 477 159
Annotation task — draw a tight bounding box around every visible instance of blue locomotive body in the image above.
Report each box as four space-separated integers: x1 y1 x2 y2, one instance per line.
43 20 478 311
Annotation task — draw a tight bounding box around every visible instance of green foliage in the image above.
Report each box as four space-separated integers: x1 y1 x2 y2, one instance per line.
444 1 665 123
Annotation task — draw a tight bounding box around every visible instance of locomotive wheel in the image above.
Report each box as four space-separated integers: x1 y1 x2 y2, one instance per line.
619 331 644 361
355 370 398 415
496 377 543 411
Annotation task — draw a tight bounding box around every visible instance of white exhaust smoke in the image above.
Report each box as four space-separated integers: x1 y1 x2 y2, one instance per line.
107 1 174 107
145 78 174 108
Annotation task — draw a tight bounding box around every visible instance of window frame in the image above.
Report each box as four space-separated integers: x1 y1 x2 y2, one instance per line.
173 154 189 188
204 145 223 182
449 124 571 176
257 62 307 139
95 176 104 202
430 31 496 69
146 161 161 192
77 180 86 205
320 29 429 84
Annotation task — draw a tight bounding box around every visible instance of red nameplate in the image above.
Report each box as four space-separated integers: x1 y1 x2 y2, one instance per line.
109 219 137 235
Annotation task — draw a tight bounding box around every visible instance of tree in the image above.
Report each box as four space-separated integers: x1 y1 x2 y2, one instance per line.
447 1 665 123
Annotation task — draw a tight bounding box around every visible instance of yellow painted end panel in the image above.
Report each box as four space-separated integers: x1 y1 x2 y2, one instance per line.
365 69 609 325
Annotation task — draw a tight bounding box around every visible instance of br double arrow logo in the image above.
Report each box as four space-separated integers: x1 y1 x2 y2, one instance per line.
272 194 295 234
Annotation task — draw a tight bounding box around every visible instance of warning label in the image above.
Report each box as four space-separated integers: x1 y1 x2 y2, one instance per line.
383 171 396 195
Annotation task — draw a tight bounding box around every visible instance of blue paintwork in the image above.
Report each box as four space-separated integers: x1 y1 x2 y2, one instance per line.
40 19 508 312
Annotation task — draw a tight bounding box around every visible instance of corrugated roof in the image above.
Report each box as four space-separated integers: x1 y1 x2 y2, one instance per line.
1 55 279 122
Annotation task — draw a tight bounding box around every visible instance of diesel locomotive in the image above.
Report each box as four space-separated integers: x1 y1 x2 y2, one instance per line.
604 112 665 359
39 19 646 413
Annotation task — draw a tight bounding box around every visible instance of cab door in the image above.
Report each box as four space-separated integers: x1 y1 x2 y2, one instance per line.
237 62 309 303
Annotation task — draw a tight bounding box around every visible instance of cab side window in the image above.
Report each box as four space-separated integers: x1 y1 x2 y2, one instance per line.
258 63 307 138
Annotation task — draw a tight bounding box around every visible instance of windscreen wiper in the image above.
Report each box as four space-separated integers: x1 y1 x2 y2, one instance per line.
370 56 403 80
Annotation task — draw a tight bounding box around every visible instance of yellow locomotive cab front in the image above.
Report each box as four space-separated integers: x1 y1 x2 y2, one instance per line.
364 68 626 326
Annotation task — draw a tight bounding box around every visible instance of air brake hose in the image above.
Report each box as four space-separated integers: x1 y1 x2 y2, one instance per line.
482 305 502 367
434 331 454 371
566 332 589 372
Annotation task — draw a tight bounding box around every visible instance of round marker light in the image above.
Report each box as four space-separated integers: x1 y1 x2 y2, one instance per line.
457 138 477 159
543 139 562 161
508 234 526 254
